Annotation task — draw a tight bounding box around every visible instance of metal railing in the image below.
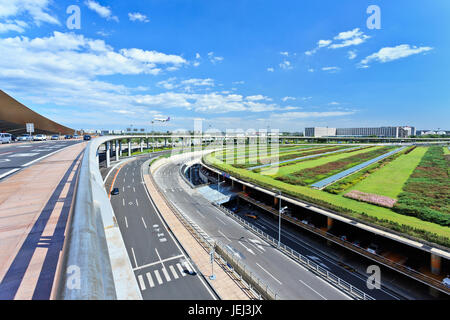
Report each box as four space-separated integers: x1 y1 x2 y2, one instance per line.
237 192 450 295
213 202 375 300
149 158 280 300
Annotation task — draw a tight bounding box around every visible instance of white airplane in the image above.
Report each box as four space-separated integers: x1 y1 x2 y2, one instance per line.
153 116 170 123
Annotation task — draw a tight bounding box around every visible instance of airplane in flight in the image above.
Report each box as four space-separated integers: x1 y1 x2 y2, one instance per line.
153 116 170 123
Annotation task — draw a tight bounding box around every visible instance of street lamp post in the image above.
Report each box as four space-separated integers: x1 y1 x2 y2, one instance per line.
273 188 288 248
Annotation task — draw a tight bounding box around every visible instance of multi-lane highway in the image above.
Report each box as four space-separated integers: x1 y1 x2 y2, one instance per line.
153 157 352 300
0 140 82 180
108 155 218 300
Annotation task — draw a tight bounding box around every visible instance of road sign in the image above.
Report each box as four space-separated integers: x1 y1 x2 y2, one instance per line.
26 123 34 134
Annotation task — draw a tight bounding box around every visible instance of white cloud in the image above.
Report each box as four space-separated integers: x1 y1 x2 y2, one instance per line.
360 44 433 66
329 101 340 105
308 68 314 72
305 28 369 55
282 96 296 102
128 12 149 23
273 111 355 119
267 67 274 72
348 50 357 60
0 0 59 30
279 60 292 70
207 52 224 64
85 0 118 22
246 95 272 102
280 51 289 56
195 53 201 59
322 66 340 73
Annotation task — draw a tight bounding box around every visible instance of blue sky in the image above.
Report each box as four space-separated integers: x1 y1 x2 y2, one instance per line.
0 0 448 132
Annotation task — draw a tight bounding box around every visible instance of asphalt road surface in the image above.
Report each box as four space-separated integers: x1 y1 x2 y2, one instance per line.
154 157 354 300
0 140 82 181
108 155 217 300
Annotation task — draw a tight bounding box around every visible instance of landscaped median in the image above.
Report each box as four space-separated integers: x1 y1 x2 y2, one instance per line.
203 146 450 248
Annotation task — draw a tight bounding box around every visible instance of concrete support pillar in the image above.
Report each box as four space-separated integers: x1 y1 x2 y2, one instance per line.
243 185 246 193
119 140 123 156
274 196 279 207
327 217 333 231
140 138 143 153
128 139 132 157
164 137 167 147
115 140 119 161
231 179 235 189
431 253 441 275
106 141 110 168
146 138 150 150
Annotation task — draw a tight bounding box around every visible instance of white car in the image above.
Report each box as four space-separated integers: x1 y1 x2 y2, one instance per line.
0 133 12 144
17 135 32 142
33 134 47 141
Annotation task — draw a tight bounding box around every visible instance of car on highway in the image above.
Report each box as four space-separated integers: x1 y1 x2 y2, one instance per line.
33 134 47 141
17 135 32 142
73 134 80 139
0 133 12 144
83 135 91 141
111 188 119 195
64 135 73 139
244 213 258 220
367 243 379 255
443 276 450 288
51 135 60 140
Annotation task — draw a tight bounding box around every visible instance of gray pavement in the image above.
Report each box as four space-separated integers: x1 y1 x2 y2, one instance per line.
0 140 82 180
108 156 218 300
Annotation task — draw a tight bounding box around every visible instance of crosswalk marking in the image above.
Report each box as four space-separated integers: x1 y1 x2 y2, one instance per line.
138 275 146 290
154 270 163 285
146 272 155 288
162 268 171 282
177 263 187 276
169 265 179 279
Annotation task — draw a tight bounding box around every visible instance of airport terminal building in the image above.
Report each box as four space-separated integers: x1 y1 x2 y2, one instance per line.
305 126 415 138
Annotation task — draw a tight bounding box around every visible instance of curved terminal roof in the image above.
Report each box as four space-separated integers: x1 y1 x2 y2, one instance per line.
0 90 74 135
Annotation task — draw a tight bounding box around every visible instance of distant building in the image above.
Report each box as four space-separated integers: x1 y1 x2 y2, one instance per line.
305 126 415 138
304 127 336 138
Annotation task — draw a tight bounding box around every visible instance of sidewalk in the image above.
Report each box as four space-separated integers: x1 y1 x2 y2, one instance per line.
144 166 252 300
0 142 86 299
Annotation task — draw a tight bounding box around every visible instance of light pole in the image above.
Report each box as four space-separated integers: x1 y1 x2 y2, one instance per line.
273 188 288 248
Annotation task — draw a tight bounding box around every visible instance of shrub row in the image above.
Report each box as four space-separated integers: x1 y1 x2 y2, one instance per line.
277 146 394 186
393 146 449 226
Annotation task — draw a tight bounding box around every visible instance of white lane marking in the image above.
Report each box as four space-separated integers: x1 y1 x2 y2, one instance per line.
0 168 20 179
298 279 327 300
131 247 138 268
218 230 231 242
176 263 186 277
132 178 135 183
122 198 125 206
169 265 179 279
10 153 38 158
133 187 136 192
159 238 167 242
162 268 171 282
153 224 159 228
146 272 155 288
155 248 165 269
238 241 256 255
122 186 124 192
133 255 185 271
154 270 163 285
124 216 128 228
215 216 226 225
248 238 265 252
138 274 146 291
141 217 147 229
256 262 282 285
136 198 139 206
